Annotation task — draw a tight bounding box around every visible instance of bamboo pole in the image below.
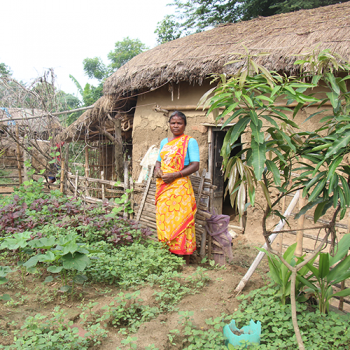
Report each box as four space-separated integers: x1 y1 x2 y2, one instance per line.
124 161 130 219
235 190 300 294
63 144 69 194
15 125 22 185
74 171 78 197
60 160 65 193
22 135 30 182
295 190 306 257
339 214 350 310
85 147 89 197
101 171 105 200
130 175 134 218
278 195 286 254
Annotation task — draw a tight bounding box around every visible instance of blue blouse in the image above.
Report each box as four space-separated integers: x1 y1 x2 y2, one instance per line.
157 137 200 165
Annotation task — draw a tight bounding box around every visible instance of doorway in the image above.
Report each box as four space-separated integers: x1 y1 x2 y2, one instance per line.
211 129 242 216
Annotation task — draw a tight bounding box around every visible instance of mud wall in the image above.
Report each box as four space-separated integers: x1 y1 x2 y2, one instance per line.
132 81 216 180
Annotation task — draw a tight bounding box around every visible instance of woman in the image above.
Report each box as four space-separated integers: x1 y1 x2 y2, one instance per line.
154 111 200 264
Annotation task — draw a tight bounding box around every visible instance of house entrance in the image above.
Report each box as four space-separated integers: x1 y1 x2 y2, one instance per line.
211 129 242 216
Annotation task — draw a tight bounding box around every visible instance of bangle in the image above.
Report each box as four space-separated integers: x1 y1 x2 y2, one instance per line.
180 171 184 177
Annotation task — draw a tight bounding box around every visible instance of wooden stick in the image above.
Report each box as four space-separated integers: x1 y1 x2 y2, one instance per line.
60 160 65 193
67 173 124 187
85 147 89 197
22 135 29 182
101 171 105 200
235 190 300 294
136 166 154 222
130 175 134 218
295 190 306 257
339 214 350 310
279 195 286 253
124 161 130 219
15 125 22 185
63 144 69 194
74 171 78 197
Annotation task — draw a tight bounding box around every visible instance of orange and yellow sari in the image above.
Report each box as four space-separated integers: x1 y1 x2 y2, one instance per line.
155 135 197 255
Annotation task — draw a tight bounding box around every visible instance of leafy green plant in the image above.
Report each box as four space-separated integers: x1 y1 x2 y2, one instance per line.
99 291 159 333
5 307 107 349
200 48 350 349
0 266 13 301
22 233 92 297
259 243 317 305
297 234 350 313
107 187 134 216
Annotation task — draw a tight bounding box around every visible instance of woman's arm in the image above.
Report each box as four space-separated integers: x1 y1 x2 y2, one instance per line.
154 161 163 178
161 161 199 183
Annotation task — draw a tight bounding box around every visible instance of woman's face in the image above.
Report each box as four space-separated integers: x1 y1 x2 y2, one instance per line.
169 116 186 136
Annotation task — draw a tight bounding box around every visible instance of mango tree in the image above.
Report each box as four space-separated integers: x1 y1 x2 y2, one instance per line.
200 49 350 350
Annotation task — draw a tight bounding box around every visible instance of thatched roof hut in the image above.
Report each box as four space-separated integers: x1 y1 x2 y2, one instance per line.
104 2 350 97
64 2 350 141
60 2 350 213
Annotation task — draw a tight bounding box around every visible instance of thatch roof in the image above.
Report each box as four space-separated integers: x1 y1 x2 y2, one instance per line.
104 2 350 97
58 96 114 142
0 108 61 132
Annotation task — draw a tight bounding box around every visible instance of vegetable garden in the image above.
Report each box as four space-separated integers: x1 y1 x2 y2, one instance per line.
2 49 350 349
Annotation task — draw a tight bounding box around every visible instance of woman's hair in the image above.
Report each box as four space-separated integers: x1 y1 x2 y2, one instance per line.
169 111 187 125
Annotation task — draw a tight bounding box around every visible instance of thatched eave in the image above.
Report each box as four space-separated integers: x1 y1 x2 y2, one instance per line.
104 2 350 97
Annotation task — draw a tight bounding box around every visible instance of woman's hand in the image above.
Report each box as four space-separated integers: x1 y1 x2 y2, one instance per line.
161 172 178 184
154 167 163 178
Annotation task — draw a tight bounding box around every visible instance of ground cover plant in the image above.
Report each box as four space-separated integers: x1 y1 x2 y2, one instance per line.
0 182 220 349
167 286 350 350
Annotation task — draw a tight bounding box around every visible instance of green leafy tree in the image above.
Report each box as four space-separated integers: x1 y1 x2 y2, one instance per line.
168 0 350 33
0 62 11 77
107 37 148 70
155 15 182 44
200 49 350 350
83 57 109 80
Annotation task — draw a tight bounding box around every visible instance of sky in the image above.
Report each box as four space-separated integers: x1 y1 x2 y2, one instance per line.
1 0 172 97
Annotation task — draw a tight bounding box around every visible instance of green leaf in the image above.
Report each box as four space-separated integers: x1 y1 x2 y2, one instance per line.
0 294 11 301
296 275 317 292
326 91 339 109
242 94 254 107
326 72 340 94
259 180 272 207
43 276 54 283
251 139 266 180
60 285 71 293
229 116 250 146
325 133 350 160
221 108 245 129
329 233 350 266
314 202 326 223
339 176 350 206
61 252 91 272
293 102 304 118
318 253 329 279
328 254 350 282
265 159 281 186
326 156 343 182
249 109 258 126
251 119 264 144
74 275 88 284
23 256 40 268
331 288 350 299
308 177 327 203
47 266 63 273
